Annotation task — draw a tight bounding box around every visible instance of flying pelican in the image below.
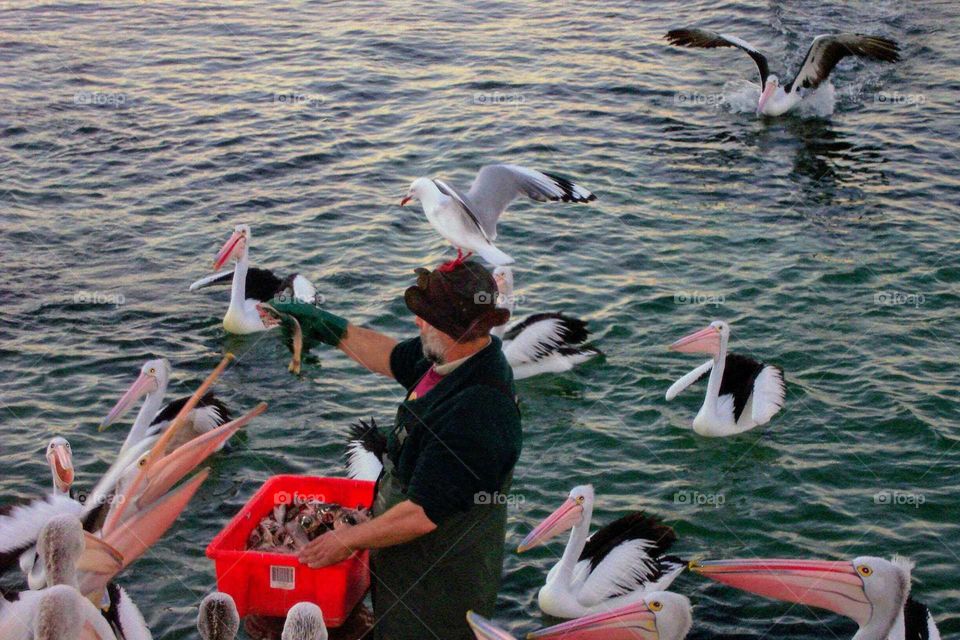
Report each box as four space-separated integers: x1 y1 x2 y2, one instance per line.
517 485 686 618
666 320 784 437
691 556 941 640
492 267 601 379
528 591 693 640
99 358 232 455
665 29 900 116
400 164 596 269
197 592 240 640
189 224 317 334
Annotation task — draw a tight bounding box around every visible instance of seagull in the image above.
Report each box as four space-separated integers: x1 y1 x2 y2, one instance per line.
665 29 900 116
400 164 596 269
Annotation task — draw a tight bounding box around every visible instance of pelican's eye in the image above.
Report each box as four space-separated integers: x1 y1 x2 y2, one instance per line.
575 496 585 505
857 564 872 577
138 457 148 467
148 368 156 375
649 600 663 612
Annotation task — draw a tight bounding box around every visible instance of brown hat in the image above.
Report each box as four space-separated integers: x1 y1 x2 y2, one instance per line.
404 261 511 341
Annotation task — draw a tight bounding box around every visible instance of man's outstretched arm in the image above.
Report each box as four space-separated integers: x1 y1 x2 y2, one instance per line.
337 323 397 378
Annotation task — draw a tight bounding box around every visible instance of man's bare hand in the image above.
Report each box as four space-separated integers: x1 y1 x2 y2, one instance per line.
297 530 353 568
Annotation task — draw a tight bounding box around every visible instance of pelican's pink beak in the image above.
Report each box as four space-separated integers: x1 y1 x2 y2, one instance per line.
466 611 516 640
691 558 872 626
669 324 721 355
75 533 124 576
213 230 245 271
101 371 158 429
528 600 659 639
757 82 776 115
517 497 584 553
400 195 412 206
47 442 74 492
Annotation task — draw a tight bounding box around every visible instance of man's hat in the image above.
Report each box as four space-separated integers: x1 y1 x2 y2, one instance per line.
404 261 510 341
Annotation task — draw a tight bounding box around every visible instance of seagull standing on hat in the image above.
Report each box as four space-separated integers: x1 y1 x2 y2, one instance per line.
259 260 521 640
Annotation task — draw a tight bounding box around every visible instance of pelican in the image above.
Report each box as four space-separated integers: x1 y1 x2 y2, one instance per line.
517 485 686 618
692 556 941 640
99 358 232 456
492 267 601 379
282 602 327 640
665 29 900 116
666 320 784 437
400 164 596 269
197 592 240 640
345 418 385 482
528 591 693 640
189 224 317 334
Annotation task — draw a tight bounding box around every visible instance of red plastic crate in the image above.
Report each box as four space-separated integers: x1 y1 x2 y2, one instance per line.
206 475 375 626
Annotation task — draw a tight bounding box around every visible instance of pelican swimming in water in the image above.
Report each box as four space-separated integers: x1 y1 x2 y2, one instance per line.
197 592 240 640
528 591 693 640
692 555 941 640
666 320 784 437
492 267 601 379
665 29 900 116
99 358 232 456
189 224 317 334
517 485 685 618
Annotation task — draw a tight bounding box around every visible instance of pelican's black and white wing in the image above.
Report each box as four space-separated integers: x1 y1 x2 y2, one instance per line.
463 164 596 239
102 583 152 640
903 596 941 640
0 496 83 575
787 34 900 92
502 313 601 380
665 359 714 401
665 28 770 87
145 392 232 439
573 512 684 607
188 266 284 301
346 419 386 482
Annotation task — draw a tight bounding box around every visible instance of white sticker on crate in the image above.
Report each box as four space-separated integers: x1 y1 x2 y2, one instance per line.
270 565 295 590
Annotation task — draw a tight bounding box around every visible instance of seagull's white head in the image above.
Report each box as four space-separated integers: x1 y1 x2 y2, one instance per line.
492 267 514 296
213 224 251 270
758 75 780 114
46 436 74 494
400 177 438 208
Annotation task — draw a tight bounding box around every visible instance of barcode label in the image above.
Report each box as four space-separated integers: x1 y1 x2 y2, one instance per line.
270 565 295 590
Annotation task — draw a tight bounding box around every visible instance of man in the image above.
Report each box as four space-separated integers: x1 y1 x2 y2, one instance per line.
263 260 522 640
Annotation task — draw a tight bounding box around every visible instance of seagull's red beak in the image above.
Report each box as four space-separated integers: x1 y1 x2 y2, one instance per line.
400 196 412 206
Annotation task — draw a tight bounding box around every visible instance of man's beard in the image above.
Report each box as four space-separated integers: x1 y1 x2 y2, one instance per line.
421 330 447 365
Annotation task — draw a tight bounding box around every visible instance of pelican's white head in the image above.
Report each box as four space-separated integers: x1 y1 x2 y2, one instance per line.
282 602 327 640
400 177 440 208
213 224 251 271
528 591 693 640
692 555 911 636
517 484 594 553
197 592 240 640
46 436 74 495
101 358 171 429
758 74 780 114
669 320 729 357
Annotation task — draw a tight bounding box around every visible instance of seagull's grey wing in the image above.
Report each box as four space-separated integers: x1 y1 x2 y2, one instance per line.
666 28 770 87
787 34 899 92
465 164 596 239
432 179 491 240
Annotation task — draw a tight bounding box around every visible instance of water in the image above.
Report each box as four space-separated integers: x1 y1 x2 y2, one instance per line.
1 1 958 638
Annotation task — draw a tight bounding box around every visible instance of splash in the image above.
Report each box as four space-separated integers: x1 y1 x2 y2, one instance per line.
720 80 837 117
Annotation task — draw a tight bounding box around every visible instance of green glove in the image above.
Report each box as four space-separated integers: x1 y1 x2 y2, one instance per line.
267 299 349 350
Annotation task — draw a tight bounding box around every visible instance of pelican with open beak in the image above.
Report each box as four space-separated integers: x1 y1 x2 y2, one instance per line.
45 437 74 496
528 591 693 640
691 556 941 639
